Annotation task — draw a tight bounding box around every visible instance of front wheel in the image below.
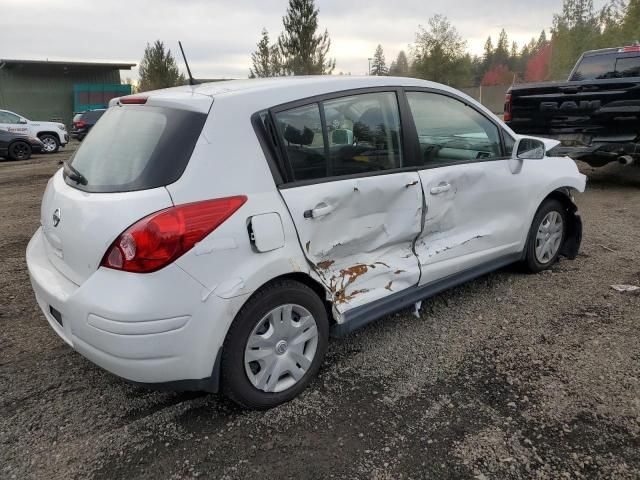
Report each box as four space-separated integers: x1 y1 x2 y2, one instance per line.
221 279 329 409
39 134 60 153
8 141 32 160
523 199 567 273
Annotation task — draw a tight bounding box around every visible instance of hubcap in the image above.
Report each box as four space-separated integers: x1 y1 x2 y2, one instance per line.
42 137 56 152
535 211 563 264
244 304 318 393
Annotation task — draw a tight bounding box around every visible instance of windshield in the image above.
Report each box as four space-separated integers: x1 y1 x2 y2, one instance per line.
66 105 207 193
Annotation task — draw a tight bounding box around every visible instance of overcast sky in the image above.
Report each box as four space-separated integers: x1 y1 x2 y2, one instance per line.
1 0 608 80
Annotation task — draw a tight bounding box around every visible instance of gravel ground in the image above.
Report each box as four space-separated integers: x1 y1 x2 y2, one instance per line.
1 144 639 479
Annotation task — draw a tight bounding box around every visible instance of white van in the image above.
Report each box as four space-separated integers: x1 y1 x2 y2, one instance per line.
26 76 586 409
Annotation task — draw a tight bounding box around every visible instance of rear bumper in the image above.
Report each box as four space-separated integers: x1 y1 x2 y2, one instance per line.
26 227 231 390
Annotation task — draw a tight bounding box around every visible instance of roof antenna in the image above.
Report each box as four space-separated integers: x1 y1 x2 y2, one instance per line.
178 41 199 86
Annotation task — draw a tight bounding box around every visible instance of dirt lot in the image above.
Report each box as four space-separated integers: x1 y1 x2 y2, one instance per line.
1 144 639 479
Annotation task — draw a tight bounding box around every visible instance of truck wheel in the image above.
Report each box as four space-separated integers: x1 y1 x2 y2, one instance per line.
221 279 329 409
8 141 32 160
523 199 567 273
39 134 59 153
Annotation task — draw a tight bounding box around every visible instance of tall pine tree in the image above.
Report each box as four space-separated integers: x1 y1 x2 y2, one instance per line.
138 41 185 92
370 44 388 75
249 29 283 78
277 0 335 75
389 51 410 76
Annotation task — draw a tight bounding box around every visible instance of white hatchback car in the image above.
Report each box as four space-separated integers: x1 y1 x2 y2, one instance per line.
26 76 586 409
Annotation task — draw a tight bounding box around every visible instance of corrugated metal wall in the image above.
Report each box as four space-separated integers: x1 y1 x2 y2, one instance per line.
0 64 122 127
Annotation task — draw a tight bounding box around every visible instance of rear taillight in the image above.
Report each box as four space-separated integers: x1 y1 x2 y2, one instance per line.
504 93 512 122
74 120 86 128
101 196 247 273
621 45 640 53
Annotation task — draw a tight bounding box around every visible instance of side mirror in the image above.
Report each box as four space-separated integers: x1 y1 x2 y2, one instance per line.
18 118 28 124
514 138 546 160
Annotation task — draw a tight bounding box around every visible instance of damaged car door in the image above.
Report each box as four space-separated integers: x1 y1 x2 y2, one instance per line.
405 91 531 285
275 91 423 316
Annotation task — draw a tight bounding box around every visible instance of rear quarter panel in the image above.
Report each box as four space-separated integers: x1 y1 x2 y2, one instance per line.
167 95 312 303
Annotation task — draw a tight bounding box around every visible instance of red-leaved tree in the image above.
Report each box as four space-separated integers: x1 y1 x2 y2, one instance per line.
481 64 514 86
524 44 552 82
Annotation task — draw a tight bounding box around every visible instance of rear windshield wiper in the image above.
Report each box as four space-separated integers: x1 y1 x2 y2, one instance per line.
63 161 88 185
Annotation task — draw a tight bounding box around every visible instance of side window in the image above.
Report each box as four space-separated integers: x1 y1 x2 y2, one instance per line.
274 103 327 181
273 91 403 182
0 111 20 124
406 92 502 166
323 92 403 176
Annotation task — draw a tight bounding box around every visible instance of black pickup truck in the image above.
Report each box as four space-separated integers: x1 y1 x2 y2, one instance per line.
505 45 640 167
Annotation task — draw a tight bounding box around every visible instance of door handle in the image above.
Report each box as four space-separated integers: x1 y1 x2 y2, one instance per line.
303 203 334 219
430 183 451 195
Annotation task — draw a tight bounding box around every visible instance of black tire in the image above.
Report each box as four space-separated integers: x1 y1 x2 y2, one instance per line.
221 279 329 409
523 198 567 273
39 134 60 153
8 141 32 160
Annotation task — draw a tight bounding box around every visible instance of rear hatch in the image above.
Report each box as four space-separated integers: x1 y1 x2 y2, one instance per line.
40 91 212 285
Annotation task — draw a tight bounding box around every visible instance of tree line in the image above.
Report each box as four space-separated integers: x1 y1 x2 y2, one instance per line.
133 0 640 92
249 0 640 87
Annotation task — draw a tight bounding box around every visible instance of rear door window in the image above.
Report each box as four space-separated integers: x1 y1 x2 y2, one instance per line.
273 91 403 182
66 105 207 192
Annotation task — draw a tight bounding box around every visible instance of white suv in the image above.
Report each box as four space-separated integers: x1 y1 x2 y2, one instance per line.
0 109 68 153
26 77 586 409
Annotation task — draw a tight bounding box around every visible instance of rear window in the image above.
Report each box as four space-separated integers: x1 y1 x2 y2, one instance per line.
82 110 106 122
570 54 616 81
570 53 640 80
66 105 207 193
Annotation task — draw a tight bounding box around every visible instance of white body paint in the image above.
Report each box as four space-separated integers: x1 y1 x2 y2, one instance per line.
26 76 586 386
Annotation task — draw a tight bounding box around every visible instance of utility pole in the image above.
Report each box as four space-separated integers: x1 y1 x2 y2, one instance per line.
368 57 372 75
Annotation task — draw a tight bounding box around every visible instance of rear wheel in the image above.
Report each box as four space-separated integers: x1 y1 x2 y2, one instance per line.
8 141 32 160
39 134 59 153
221 279 329 409
523 199 567 273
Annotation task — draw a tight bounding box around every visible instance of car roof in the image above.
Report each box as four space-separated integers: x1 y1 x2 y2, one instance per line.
136 76 472 115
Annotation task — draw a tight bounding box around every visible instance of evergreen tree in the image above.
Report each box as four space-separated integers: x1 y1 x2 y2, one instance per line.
483 36 494 70
537 30 549 49
622 0 640 40
550 0 601 79
389 51 410 76
137 40 185 92
494 29 511 66
249 29 284 78
370 44 388 75
599 0 628 47
277 0 335 75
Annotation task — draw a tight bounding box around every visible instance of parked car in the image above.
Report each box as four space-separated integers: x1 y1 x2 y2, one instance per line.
0 130 44 160
0 109 68 153
26 77 586 409
505 44 640 167
71 109 106 140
